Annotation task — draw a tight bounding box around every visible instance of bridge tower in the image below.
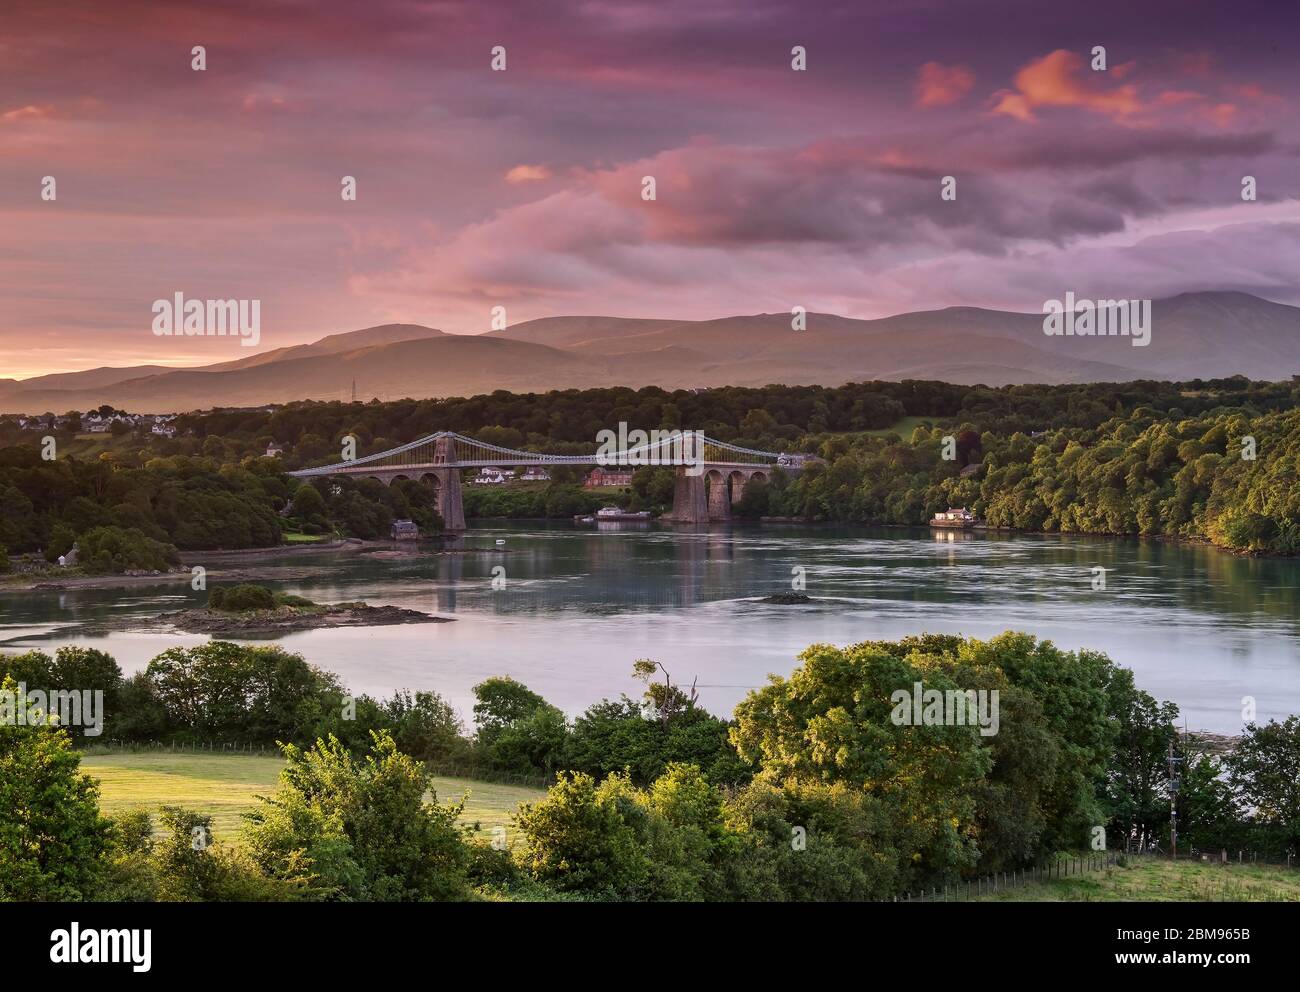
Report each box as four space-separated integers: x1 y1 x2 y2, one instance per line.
665 465 708 524
431 436 465 531
705 470 730 522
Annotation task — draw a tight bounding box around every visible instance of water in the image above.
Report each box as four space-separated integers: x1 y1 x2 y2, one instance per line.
3 523 1298 734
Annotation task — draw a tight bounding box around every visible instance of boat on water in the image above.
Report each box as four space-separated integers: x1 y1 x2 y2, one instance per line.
930 507 976 529
575 506 652 523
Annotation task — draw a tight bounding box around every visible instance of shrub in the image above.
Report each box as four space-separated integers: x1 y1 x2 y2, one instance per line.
77 525 179 574
514 771 649 898
244 732 473 901
273 592 315 608
209 583 276 611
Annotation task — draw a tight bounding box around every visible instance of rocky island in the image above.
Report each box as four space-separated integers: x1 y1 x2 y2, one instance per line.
157 583 452 635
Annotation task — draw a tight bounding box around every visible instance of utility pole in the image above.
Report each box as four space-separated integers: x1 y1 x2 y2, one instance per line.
1168 736 1183 861
351 379 356 403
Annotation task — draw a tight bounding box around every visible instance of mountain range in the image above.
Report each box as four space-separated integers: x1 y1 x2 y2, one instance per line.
2 292 1297 414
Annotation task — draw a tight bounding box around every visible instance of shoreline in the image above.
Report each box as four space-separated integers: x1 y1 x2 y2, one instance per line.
0 536 491 591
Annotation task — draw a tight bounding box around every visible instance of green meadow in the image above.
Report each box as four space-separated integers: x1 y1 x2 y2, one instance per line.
82 752 546 844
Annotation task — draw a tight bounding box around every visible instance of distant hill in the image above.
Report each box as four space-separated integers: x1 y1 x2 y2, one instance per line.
2 293 1297 414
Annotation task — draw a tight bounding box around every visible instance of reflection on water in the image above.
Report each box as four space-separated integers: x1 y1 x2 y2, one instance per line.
2 523 1298 734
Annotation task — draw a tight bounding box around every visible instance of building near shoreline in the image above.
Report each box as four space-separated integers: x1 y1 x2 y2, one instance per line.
390 519 419 540
584 467 633 488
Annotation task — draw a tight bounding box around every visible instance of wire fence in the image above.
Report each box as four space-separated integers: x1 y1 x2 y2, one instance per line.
83 738 281 757
80 739 554 789
1176 848 1296 869
422 763 553 790
899 848 1299 902
900 850 1132 902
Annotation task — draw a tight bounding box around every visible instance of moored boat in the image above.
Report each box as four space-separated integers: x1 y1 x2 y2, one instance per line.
930 507 976 529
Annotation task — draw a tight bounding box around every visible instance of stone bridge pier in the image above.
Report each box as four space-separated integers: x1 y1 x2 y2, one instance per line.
664 465 772 524
359 436 466 530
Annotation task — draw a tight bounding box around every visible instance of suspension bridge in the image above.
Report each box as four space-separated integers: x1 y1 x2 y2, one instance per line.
288 431 810 529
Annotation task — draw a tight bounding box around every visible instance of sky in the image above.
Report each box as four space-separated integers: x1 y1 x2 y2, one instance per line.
1 0 1298 378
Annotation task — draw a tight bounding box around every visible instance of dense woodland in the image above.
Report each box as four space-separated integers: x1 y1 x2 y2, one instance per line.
1 375 1299 572
2 632 1296 902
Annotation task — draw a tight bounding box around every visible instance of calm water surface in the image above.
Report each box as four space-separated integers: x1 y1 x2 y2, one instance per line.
3 523 1298 734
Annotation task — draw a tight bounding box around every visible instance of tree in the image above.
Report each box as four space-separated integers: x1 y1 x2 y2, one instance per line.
383 689 471 763
472 676 551 747
488 705 569 775
291 483 327 519
244 732 472 901
566 696 744 787
514 771 650 897
1225 716 1300 855
140 641 339 744
730 640 990 882
0 677 112 900
44 522 77 562
76 525 179 573
1101 669 1179 850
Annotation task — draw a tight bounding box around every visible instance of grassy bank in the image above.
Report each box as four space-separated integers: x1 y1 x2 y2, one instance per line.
82 751 546 843
972 858 1300 902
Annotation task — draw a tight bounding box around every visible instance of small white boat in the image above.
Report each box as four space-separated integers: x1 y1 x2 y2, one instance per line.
594 506 652 521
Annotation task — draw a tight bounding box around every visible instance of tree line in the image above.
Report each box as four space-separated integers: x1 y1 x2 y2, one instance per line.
3 631 1296 901
736 404 1300 554
4 374 1299 568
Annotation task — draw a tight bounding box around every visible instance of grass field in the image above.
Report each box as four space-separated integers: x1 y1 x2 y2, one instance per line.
82 752 547 844
862 415 936 439
973 858 1300 902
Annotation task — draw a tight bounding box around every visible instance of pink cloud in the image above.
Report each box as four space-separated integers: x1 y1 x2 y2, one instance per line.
915 62 975 108
2 104 56 122
991 49 1143 122
505 164 554 184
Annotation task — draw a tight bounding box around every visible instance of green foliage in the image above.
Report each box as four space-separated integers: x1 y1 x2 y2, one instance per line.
0 450 284 555
0 677 112 900
721 777 903 900
244 732 473 901
274 592 316 608
473 676 551 747
290 482 327 520
1175 750 1245 854
0 647 123 741
513 771 655 897
515 764 902 901
1100 668 1180 850
383 689 473 763
208 583 276 611
470 671 746 784
45 523 76 562
77 525 179 573
1225 716 1300 855
463 482 611 519
488 705 570 775
730 638 991 880
92 807 306 902
566 697 746 787
139 641 344 744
